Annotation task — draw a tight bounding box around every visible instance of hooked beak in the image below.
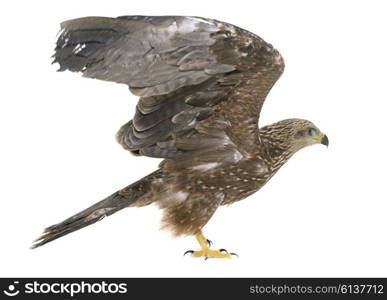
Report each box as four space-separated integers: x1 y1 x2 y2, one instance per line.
321 134 329 146
313 133 329 147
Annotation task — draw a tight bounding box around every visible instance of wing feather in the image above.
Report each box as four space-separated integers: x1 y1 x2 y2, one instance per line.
54 15 284 166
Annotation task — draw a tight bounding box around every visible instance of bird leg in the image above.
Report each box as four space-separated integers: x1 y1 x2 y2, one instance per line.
184 232 237 259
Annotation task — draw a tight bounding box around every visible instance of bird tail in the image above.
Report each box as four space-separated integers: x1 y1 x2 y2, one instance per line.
31 170 162 249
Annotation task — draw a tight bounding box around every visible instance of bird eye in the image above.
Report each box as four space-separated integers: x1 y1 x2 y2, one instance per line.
307 128 318 137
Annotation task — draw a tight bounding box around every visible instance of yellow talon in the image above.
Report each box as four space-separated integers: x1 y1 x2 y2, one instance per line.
185 232 236 259
191 249 232 259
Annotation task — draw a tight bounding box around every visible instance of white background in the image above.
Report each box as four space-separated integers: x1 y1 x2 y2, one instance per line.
1 0 386 277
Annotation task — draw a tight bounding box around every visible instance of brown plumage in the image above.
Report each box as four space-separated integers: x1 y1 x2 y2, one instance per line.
32 16 328 258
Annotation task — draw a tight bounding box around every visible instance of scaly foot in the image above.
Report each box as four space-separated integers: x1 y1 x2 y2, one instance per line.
185 248 236 259
184 232 238 259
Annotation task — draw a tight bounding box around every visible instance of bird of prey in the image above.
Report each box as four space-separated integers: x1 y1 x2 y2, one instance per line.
32 16 329 258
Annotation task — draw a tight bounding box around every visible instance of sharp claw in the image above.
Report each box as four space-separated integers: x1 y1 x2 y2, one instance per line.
219 248 228 253
230 252 239 257
184 250 194 256
206 239 213 247
204 257 209 261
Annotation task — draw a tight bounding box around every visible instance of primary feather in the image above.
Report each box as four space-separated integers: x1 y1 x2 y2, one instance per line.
54 16 284 160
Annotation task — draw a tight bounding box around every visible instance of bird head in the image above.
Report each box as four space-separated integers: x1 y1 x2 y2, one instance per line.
261 118 329 153
279 118 329 152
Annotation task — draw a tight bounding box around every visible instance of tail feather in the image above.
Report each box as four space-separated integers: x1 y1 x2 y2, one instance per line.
31 192 129 249
31 170 162 249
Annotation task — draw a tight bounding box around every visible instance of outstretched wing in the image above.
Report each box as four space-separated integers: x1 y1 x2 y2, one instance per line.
54 16 284 164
